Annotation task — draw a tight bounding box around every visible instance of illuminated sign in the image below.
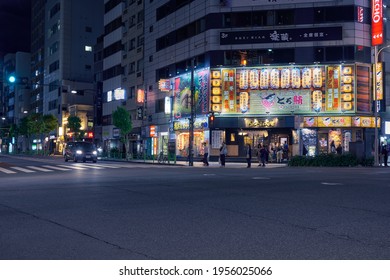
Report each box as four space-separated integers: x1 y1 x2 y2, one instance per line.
375 62 383 100
220 27 342 45
137 89 145 103
211 64 357 115
107 88 125 102
357 6 364 23
159 79 171 92
150 125 157 137
164 96 171 114
302 116 379 128
371 0 383 46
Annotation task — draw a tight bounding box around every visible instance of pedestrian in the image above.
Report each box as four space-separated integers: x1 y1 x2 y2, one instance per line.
246 143 252 168
330 140 336 153
219 141 227 167
260 145 267 167
202 142 209 166
382 144 388 167
256 143 262 166
277 147 283 163
336 143 342 155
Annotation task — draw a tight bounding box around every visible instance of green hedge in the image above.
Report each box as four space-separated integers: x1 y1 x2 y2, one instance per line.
288 153 374 167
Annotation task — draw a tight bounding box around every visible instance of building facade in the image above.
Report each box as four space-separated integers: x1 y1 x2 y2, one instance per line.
40 0 104 153
139 0 387 160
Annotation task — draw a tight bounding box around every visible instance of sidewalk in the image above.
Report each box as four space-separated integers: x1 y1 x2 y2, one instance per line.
1 153 288 168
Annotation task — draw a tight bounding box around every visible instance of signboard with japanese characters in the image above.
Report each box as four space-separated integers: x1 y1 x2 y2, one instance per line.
220 27 342 45
223 0 333 7
210 64 359 116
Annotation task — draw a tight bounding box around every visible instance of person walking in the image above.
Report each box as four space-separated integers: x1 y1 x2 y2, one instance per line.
259 145 267 167
202 142 209 166
382 144 388 167
246 144 252 168
256 143 262 166
219 141 227 167
330 140 336 153
276 147 283 163
336 143 342 155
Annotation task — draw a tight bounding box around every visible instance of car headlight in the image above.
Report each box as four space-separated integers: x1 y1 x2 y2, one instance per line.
93 151 97 155
76 150 83 155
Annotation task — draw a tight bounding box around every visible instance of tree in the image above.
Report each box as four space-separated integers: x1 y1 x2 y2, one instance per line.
112 106 132 159
17 113 58 153
67 116 82 141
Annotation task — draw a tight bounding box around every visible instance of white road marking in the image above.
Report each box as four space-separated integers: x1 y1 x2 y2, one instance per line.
0 167 17 174
10 167 36 173
73 164 104 169
252 177 271 180
42 165 72 171
26 166 53 172
57 165 87 170
321 182 343 186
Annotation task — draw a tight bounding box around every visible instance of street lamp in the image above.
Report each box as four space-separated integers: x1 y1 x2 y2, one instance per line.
373 44 390 166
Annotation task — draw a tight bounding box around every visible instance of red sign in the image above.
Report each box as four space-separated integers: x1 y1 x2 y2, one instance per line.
372 0 383 46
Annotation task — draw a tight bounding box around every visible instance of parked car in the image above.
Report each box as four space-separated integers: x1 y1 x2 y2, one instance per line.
64 141 98 162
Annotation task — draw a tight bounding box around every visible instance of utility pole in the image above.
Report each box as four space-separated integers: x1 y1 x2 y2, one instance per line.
189 58 195 166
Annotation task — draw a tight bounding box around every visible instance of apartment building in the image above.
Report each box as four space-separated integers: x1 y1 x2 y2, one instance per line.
40 0 104 153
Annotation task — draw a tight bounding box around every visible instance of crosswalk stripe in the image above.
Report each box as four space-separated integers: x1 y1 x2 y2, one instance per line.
57 164 87 170
42 165 72 171
26 166 54 172
10 167 36 173
0 167 17 174
91 163 121 168
73 164 104 169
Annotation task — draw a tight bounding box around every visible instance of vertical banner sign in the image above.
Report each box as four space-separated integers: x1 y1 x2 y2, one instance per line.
222 69 236 113
375 62 383 100
372 0 383 46
326 66 340 112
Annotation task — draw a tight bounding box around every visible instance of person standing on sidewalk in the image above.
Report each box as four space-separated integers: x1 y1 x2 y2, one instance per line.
219 141 227 167
202 142 209 166
260 145 267 167
246 143 252 168
381 144 388 167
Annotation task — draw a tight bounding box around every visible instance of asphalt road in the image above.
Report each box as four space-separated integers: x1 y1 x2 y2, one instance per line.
0 154 389 260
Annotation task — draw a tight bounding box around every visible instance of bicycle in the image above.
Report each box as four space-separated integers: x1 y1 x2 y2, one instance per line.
157 152 168 164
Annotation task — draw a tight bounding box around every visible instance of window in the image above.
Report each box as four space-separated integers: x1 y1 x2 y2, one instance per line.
149 25 153 32
149 55 153 62
85 26 92 32
137 59 144 71
137 35 144 47
128 86 135 99
129 62 135 74
85 65 92 70
49 61 59 73
49 3 60 18
155 98 165 113
48 100 57 110
85 46 93 52
130 38 136 50
49 42 59 55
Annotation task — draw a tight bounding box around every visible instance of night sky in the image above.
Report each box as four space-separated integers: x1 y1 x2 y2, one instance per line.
0 0 32 57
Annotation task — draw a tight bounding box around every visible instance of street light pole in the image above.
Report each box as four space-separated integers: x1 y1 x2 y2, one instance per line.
373 44 390 166
189 58 195 166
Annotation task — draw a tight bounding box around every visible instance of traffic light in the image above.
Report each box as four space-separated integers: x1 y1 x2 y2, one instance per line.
7 75 29 85
8 75 16 83
208 112 215 128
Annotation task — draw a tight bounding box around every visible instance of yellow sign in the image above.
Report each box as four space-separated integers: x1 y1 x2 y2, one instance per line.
302 116 379 128
375 62 383 100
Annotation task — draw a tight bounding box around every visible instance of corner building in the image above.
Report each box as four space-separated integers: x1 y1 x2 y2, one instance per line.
143 0 381 159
